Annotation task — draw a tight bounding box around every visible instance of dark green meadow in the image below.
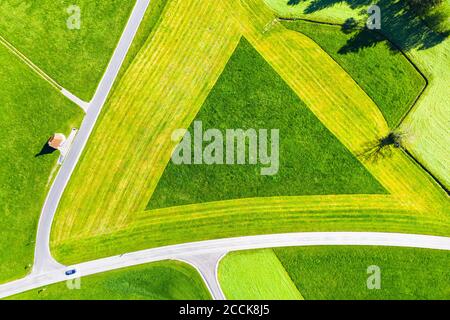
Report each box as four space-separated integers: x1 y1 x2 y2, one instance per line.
147 38 385 210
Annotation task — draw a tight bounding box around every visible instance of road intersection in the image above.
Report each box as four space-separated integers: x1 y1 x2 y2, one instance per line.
2 232 450 299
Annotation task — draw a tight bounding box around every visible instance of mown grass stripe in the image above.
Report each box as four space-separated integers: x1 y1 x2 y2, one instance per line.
51 0 449 265
52 0 242 241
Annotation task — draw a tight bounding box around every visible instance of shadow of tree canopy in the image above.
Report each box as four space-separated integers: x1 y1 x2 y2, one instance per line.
288 0 302 5
304 0 372 13
422 9 450 34
287 0 449 52
341 17 359 33
357 132 404 163
338 26 392 54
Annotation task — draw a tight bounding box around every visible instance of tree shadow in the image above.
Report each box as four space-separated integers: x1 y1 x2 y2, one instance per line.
287 0 449 52
338 26 394 54
288 0 302 5
358 132 403 162
304 0 372 14
422 9 450 34
35 142 56 157
341 17 360 34
358 140 392 163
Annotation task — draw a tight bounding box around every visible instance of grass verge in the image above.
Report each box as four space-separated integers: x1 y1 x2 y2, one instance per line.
0 45 83 283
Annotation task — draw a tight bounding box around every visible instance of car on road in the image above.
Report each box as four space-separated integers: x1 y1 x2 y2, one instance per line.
65 269 77 276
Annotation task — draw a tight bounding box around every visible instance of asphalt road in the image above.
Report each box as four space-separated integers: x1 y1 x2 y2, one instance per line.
2 232 450 299
32 0 152 275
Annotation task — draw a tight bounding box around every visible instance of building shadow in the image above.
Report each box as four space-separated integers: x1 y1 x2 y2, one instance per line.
35 142 56 157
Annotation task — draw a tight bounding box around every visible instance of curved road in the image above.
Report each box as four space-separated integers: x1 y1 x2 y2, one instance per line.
32 0 152 274
2 232 450 299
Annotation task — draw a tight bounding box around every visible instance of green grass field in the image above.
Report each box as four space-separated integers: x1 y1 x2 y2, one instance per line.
1 0 448 302
219 249 303 300
274 246 450 299
0 45 83 284
282 20 425 128
84 0 170 132
265 0 450 188
0 0 136 101
147 38 385 210
113 0 168 91
51 0 243 242
8 260 211 300
423 0 450 33
50 0 449 266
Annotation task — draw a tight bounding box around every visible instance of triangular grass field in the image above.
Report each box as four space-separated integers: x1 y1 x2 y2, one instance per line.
147 38 386 210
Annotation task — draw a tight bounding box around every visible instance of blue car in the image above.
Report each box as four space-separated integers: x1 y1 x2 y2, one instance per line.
65 269 77 276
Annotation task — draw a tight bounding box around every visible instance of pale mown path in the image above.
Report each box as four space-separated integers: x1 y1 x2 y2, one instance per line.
0 34 89 111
